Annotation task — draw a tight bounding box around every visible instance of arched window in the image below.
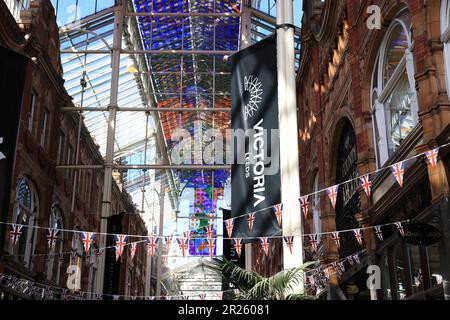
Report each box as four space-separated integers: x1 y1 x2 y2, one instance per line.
371 9 419 166
10 177 38 268
46 204 64 283
312 173 321 245
441 0 450 98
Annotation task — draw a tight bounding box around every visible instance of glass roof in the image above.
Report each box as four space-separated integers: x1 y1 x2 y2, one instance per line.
52 0 301 267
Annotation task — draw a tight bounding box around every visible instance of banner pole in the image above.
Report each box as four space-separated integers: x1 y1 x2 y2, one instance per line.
277 0 304 292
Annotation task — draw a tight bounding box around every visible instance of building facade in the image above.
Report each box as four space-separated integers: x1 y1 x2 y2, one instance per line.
0 0 148 300
297 0 450 300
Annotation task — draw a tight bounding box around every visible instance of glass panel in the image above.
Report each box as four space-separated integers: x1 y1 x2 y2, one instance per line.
393 243 407 300
427 244 443 287
407 245 423 294
380 252 392 300
385 73 414 154
384 24 408 84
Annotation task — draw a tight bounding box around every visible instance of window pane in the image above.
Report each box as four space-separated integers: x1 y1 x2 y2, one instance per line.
407 245 423 294
394 244 407 300
384 24 408 84
386 74 413 153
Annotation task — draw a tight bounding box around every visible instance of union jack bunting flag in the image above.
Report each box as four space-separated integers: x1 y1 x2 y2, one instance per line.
299 196 310 219
9 224 23 246
353 254 360 264
225 219 234 238
113 295 119 300
360 175 372 198
205 225 215 239
323 268 331 280
327 185 339 209
199 293 206 300
353 229 363 246
260 237 270 257
177 238 189 257
164 236 172 252
233 238 243 257
247 213 255 232
332 232 340 250
47 229 59 250
374 226 384 241
115 235 128 261
426 148 439 168
130 242 137 260
147 237 158 257
80 232 95 255
391 161 405 187
217 291 223 300
283 236 294 255
183 231 191 240
207 239 216 257
347 255 354 266
273 204 283 227
395 222 405 237
338 262 345 273
308 234 318 253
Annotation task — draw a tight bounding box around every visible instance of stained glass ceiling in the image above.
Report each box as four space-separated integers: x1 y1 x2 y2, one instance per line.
53 1 301 256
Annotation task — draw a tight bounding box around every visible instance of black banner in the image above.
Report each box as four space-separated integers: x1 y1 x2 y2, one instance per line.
103 213 124 299
231 36 281 242
0 46 27 259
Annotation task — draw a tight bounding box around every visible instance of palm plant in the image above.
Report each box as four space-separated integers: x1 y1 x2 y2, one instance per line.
213 257 316 300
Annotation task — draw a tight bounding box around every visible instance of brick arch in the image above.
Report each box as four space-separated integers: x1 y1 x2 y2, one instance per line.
326 111 356 187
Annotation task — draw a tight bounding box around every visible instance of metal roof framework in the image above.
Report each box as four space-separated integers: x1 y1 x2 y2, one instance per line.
51 0 301 294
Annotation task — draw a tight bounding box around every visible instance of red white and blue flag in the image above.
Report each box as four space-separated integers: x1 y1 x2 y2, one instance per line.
199 293 206 300
164 236 172 253
206 225 215 239
130 242 137 260
353 229 363 246
327 185 339 209
233 238 243 258
81 232 95 255
353 254 360 264
426 148 439 168
299 196 310 219
9 224 23 246
395 222 405 237
332 232 340 250
207 239 216 257
248 213 255 232
115 235 128 261
273 204 283 227
374 226 384 241
177 237 189 257
360 175 372 198
225 219 234 238
348 255 354 266
47 229 59 250
183 231 191 241
147 237 158 257
391 161 405 187
217 292 223 300
260 237 270 257
309 234 318 253
284 236 294 255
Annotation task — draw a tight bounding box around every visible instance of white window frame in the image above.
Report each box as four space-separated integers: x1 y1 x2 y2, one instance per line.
371 11 419 166
441 0 450 99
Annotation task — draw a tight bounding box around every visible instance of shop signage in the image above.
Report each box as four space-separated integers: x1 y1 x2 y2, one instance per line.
230 35 281 240
403 223 442 246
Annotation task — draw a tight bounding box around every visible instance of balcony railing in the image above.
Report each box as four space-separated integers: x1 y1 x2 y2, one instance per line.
4 0 29 21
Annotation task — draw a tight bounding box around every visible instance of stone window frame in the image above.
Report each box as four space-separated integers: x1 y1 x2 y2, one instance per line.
9 176 39 269
370 9 420 167
46 204 64 283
